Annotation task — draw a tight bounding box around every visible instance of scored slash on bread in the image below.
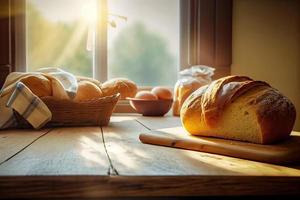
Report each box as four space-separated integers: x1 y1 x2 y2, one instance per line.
181 75 296 144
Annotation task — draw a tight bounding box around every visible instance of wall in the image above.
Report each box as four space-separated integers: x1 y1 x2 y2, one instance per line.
232 0 300 131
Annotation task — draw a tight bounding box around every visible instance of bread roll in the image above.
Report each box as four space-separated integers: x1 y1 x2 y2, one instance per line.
50 77 70 100
20 75 52 97
101 78 137 99
73 81 103 102
76 75 102 88
181 76 296 144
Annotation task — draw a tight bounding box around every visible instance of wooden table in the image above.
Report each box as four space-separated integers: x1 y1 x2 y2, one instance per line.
1 114 300 199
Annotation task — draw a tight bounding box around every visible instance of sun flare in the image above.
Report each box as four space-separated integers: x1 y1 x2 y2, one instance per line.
81 2 97 24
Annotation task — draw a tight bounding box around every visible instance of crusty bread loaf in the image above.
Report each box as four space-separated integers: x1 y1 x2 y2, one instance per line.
73 80 103 102
180 76 296 144
20 75 52 97
101 78 137 99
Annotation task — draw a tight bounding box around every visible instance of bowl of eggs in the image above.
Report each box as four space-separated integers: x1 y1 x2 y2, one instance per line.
127 87 173 116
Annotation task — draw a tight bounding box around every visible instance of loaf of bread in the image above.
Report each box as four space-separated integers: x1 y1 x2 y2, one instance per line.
181 76 296 144
20 75 52 97
73 80 103 102
101 78 137 99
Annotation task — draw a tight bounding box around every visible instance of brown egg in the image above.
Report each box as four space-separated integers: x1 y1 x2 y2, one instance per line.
151 87 173 100
135 91 158 100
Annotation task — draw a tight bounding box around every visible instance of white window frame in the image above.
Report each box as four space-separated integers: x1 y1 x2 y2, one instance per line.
15 0 189 79
12 0 192 113
13 0 191 113
95 0 108 82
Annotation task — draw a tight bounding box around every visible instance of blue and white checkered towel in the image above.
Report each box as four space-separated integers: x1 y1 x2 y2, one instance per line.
0 68 78 129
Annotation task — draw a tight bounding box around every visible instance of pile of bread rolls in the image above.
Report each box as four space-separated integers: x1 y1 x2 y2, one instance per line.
20 75 138 102
74 77 138 101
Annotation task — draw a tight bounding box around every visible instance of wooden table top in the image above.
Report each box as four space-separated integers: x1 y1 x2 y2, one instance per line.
0 114 300 198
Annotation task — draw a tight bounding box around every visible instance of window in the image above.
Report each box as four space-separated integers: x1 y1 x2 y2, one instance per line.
26 0 96 78
26 0 180 86
10 0 231 90
107 0 179 86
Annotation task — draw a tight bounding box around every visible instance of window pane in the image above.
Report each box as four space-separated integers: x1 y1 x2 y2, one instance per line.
26 0 96 77
108 0 179 86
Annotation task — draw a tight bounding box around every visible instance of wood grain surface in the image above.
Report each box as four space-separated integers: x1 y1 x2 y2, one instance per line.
106 117 242 175
0 127 109 175
0 128 50 164
103 116 255 175
0 115 300 198
136 115 300 176
0 176 300 198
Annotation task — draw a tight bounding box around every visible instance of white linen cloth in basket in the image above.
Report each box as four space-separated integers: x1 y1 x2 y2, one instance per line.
0 68 78 129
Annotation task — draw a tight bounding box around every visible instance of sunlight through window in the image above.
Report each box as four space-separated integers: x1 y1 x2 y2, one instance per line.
108 0 179 86
26 0 96 77
26 0 179 86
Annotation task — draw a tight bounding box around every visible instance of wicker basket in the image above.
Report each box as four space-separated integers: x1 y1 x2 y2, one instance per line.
15 93 120 128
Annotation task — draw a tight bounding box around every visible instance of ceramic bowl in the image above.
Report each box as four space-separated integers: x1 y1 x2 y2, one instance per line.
127 98 173 116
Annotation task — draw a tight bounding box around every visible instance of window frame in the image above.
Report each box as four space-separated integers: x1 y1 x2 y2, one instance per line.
9 0 232 113
95 0 108 82
14 0 232 81
180 0 232 79
16 0 183 84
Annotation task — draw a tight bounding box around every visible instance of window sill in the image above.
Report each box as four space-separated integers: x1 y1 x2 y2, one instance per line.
114 99 136 113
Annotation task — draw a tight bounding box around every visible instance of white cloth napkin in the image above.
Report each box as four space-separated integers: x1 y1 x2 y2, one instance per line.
0 68 78 129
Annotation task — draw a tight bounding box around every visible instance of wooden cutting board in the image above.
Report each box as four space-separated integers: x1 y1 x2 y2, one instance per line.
139 128 300 165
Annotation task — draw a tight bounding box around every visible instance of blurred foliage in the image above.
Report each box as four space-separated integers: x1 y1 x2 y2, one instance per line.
109 23 177 86
27 2 177 86
27 2 93 77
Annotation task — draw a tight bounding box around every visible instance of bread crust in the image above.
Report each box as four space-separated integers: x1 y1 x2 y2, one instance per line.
101 78 137 99
73 81 103 102
20 75 52 97
181 75 296 144
254 87 296 143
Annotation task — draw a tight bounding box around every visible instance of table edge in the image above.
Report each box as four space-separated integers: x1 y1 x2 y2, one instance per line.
0 175 300 198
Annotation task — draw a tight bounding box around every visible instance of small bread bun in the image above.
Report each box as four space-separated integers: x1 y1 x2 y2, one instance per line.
101 78 137 99
151 87 172 100
73 80 103 102
76 76 102 88
20 75 52 97
49 77 70 100
135 91 158 100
